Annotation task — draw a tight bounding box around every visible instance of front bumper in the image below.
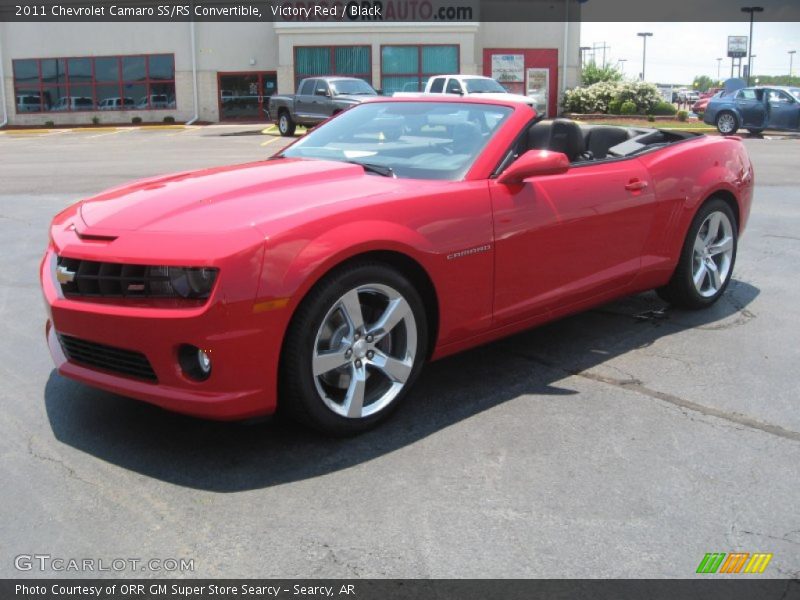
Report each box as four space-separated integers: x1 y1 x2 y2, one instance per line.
42 248 286 420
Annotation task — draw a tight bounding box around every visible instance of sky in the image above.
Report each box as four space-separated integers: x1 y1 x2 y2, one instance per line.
580 22 800 85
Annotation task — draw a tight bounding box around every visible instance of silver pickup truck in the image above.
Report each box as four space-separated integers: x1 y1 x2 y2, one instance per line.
268 77 378 136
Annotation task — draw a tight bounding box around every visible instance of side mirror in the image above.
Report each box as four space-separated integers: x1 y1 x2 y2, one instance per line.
497 150 570 185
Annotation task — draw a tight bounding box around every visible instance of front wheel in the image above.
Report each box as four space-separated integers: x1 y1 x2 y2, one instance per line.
716 111 739 135
278 112 296 136
280 263 428 435
657 198 737 309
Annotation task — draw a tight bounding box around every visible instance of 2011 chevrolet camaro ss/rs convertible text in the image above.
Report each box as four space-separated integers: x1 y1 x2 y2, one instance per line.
41 98 753 434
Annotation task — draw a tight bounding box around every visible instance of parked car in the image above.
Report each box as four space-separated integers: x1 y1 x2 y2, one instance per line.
51 97 95 112
692 90 723 114
136 94 172 109
42 97 753 434
268 77 378 136
16 94 42 112
704 86 800 134
98 97 135 110
395 74 536 108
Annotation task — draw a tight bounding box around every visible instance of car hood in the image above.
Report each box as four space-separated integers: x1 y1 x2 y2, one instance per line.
468 92 535 105
77 158 430 237
333 94 376 103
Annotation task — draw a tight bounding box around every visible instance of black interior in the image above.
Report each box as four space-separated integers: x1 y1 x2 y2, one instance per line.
519 118 699 164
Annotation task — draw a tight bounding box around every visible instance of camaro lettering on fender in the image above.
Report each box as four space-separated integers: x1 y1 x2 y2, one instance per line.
447 244 492 260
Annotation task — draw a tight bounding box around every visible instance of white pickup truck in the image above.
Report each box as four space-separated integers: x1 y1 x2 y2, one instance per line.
394 75 536 108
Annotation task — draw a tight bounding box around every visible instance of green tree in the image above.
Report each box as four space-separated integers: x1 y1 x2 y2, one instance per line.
751 75 800 86
692 75 715 92
581 61 623 86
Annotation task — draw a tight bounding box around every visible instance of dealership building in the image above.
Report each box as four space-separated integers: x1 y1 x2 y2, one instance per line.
0 19 580 126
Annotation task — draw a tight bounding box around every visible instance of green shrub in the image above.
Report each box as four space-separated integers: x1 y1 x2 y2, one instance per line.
620 101 637 115
44 120 55 128
563 80 619 113
677 110 689 122
652 101 677 116
581 61 624 86
615 81 662 114
163 116 175 124
131 116 142 124
91 116 100 125
647 115 656 122
607 99 622 114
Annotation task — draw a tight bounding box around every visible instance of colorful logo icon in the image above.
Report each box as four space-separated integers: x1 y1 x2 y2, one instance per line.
696 552 773 574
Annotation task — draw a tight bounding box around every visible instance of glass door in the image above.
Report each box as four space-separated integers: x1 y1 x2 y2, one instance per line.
218 72 277 121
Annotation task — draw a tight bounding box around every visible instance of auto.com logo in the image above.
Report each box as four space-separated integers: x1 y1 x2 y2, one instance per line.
696 552 773 574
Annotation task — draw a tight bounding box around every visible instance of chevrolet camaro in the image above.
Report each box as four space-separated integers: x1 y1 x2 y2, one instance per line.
42 98 754 434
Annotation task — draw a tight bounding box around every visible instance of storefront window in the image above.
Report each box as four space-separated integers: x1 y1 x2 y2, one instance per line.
12 54 176 113
381 45 459 94
294 46 371 90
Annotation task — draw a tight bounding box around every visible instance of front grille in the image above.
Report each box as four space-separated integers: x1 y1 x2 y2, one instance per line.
58 334 158 382
57 257 174 298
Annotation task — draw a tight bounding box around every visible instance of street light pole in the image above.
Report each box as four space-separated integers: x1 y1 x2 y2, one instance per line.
716 57 722 80
637 32 653 81
790 50 797 77
741 6 764 86
618 59 627 75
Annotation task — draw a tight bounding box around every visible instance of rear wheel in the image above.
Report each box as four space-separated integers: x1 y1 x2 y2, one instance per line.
278 111 296 136
657 198 737 309
715 111 739 135
280 262 427 435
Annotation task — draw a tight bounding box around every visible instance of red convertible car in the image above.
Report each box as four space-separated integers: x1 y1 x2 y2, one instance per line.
41 98 753 434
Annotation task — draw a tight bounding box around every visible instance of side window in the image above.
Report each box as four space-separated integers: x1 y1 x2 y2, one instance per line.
314 81 329 97
768 90 791 104
446 78 463 95
299 79 314 95
429 77 445 93
737 89 756 100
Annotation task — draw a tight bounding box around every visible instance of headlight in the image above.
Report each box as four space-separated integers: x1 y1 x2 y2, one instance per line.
168 267 218 299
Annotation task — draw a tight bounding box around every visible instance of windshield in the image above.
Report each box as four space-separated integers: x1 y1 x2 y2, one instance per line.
789 88 800 101
331 79 376 96
280 101 513 181
464 79 507 94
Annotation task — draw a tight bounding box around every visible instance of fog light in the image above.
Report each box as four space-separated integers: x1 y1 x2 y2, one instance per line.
179 344 212 381
198 349 211 375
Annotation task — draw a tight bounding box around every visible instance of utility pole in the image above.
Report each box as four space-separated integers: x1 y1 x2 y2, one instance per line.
592 42 611 68
790 50 797 77
579 46 591 68
741 6 764 86
637 32 653 81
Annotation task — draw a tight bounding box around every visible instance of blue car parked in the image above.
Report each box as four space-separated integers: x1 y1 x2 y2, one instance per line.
704 86 800 135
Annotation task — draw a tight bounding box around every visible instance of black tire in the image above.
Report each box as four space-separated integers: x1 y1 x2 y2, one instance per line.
277 111 296 137
715 111 739 135
279 262 428 435
656 198 738 309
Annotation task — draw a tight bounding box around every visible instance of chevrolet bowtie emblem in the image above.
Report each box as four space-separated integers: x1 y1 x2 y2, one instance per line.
56 265 76 284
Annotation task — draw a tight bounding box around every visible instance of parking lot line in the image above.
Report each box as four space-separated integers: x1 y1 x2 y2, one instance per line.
260 136 281 147
86 129 132 139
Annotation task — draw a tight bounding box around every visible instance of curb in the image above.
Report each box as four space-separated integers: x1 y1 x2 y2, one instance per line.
1 125 191 135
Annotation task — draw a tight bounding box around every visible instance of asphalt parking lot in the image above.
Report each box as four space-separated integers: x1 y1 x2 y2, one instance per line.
0 125 798 578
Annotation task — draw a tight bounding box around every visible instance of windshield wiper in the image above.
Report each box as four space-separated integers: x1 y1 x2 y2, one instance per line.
347 161 395 177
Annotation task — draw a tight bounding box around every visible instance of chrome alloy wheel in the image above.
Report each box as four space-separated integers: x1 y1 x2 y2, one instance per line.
692 211 734 297
717 113 736 134
312 283 417 419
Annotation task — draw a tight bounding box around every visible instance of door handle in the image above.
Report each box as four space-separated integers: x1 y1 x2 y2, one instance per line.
625 179 649 192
